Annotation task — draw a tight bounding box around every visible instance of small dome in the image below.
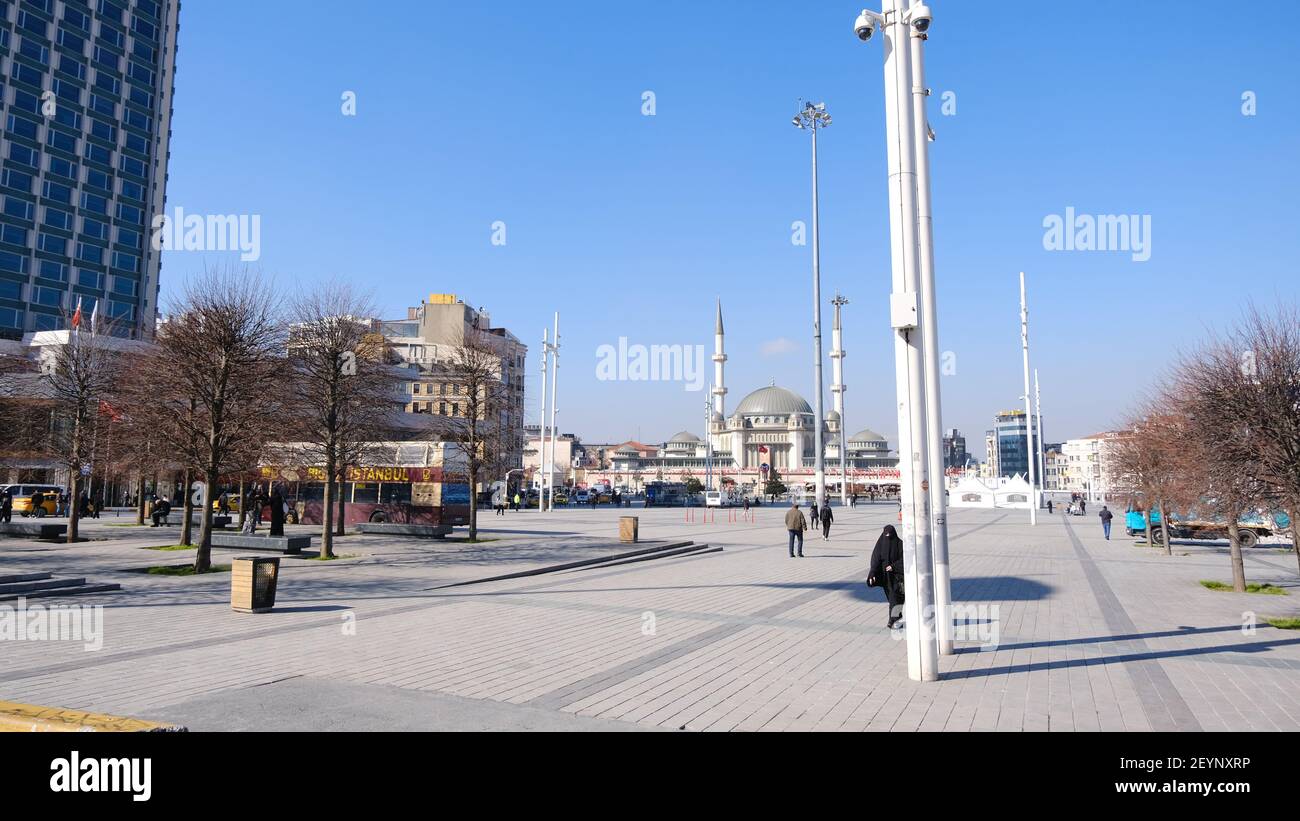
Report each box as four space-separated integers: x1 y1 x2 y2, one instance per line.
850 428 887 443
734 386 813 416
826 410 841 421
668 431 701 443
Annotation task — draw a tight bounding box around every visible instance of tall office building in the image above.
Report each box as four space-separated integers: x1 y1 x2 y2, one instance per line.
992 409 1040 479
0 0 180 340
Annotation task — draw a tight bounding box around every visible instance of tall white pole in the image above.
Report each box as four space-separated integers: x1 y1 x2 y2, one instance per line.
1020 272 1037 526
908 12 952 656
882 0 938 681
809 117 828 510
547 313 560 512
538 327 548 512
830 294 848 504
1035 369 1046 499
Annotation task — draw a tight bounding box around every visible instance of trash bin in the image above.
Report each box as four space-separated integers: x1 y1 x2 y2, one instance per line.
231 556 280 613
619 516 639 544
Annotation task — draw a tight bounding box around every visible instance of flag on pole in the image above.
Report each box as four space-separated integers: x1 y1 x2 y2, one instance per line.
71 297 83 331
89 300 98 335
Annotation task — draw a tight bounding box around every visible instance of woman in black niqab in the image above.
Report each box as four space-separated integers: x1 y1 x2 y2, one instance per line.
869 525 905 628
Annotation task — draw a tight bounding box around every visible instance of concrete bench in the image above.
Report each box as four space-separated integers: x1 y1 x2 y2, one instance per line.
153 514 232 529
210 534 310 555
0 522 68 540
355 523 452 539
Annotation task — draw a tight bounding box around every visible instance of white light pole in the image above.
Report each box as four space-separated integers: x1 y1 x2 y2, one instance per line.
907 6 952 656
830 293 849 505
1020 272 1037 525
538 327 549 512
546 313 560 513
1035 368 1046 501
855 0 939 681
793 100 830 510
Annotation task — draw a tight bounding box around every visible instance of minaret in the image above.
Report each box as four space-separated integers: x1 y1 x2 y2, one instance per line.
831 293 849 503
712 299 727 418
830 293 847 420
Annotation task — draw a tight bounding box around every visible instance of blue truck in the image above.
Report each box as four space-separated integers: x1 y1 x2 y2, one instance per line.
1125 503 1292 549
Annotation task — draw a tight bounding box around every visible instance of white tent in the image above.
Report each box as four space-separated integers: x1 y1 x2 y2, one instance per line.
948 475 1034 510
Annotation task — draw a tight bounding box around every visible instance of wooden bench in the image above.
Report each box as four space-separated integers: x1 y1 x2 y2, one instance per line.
355 522 452 539
0 522 68 540
209 534 310 555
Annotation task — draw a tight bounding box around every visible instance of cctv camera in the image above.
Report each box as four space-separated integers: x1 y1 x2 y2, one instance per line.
853 10 877 42
909 3 932 33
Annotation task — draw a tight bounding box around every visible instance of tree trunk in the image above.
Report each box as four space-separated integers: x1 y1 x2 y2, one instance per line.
180 469 194 546
1157 500 1171 556
321 461 335 560
1144 502 1153 548
67 472 80 543
1290 512 1300 577
468 464 478 542
194 469 214 573
1227 519 1247 593
134 475 145 525
237 475 246 530
335 472 345 536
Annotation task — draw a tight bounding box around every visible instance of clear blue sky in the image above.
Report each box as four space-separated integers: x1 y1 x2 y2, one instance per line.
160 0 1300 449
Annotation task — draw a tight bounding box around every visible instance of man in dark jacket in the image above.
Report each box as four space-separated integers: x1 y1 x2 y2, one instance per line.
869 525 905 628
784 501 807 558
1099 506 1113 540
0 490 11 523
820 503 833 540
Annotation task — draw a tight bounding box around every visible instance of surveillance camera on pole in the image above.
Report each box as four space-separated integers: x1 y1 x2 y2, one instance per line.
853 0 939 682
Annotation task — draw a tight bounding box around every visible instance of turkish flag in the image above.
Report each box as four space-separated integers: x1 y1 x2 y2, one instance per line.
758 445 768 453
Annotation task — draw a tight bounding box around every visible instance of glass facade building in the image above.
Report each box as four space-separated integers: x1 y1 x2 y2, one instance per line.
994 409 1039 479
0 0 179 340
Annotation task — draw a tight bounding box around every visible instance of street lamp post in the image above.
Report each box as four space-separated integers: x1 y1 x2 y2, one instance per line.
793 100 831 511
854 0 940 682
538 327 548 512
546 313 560 513
907 8 952 656
1020 272 1037 525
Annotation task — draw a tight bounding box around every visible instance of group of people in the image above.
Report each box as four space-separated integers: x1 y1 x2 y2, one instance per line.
782 499 905 629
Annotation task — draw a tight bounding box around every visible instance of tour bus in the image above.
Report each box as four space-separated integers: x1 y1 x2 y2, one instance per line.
645 481 687 507
256 442 471 527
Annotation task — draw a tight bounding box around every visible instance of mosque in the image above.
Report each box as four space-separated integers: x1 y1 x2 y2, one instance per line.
600 303 900 494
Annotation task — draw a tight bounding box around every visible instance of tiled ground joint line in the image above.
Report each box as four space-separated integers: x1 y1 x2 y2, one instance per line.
1061 516 1203 732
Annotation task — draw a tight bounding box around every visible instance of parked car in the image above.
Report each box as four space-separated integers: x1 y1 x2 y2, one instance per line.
573 490 590 505
2 484 62 517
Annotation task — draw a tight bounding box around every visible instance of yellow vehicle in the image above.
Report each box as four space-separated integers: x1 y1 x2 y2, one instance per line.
2 485 62 518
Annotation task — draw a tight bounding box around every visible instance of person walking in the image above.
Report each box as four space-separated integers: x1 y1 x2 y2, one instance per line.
242 487 261 534
0 490 11 523
809 500 819 527
868 524 906 628
784 500 807 558
513 491 521 512
1099 506 1113 541
820 503 833 540
268 484 286 537
1080 499 1087 515
1047 499 1053 514
743 496 750 514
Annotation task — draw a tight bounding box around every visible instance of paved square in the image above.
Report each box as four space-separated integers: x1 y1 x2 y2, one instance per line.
2 504 1297 731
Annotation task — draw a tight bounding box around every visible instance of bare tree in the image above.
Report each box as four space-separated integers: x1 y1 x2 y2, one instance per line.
285 282 400 558
39 325 121 542
428 330 511 541
1111 402 1187 555
144 268 286 572
1225 307 1300 575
